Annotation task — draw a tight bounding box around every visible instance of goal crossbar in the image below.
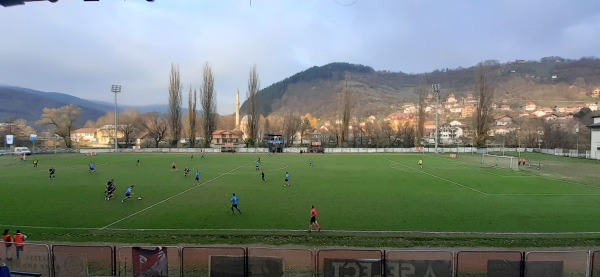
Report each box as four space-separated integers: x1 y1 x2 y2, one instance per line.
481 153 519 171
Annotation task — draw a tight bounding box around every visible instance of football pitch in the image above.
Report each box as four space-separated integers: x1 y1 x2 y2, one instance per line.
2 151 600 244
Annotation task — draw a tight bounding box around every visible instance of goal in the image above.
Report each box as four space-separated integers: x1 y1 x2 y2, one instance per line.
481 154 519 171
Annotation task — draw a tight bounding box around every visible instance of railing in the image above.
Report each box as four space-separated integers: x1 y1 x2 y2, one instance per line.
3 243 600 276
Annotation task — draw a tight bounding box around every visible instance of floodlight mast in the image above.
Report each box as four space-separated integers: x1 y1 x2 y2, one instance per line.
432 84 440 153
111 85 121 153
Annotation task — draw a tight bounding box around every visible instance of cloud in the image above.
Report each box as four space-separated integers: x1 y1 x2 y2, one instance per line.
0 0 598 114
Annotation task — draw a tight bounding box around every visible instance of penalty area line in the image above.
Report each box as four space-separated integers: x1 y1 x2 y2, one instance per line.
98 161 251 231
384 158 487 195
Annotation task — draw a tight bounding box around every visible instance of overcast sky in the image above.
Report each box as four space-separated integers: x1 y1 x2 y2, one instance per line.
1 0 599 114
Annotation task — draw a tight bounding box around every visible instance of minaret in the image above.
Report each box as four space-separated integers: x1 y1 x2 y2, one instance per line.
235 89 240 130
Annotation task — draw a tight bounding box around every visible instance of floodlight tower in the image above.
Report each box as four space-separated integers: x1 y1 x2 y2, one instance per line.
432 83 441 153
111 85 121 153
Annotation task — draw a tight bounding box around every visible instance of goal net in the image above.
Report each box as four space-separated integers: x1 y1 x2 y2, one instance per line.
481 154 519 171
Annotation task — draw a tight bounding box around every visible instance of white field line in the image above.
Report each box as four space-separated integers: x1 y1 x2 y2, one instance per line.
395 157 600 197
439 155 600 190
443 159 527 178
384 158 487 195
98 161 251 230
438 155 599 189
5 224 600 236
491 193 600 196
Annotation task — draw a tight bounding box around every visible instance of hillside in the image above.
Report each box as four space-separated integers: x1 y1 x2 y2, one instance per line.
0 85 110 127
0 85 191 129
2 57 600 127
243 58 600 119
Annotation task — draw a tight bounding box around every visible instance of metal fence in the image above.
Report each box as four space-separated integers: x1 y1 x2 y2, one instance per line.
76 146 596 158
5 244 600 276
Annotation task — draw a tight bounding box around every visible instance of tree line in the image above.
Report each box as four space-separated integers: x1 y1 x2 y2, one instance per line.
1 63 593 151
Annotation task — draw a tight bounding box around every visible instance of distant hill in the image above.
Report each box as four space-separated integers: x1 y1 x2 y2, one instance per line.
3 56 600 128
242 58 600 119
0 85 111 128
0 85 191 129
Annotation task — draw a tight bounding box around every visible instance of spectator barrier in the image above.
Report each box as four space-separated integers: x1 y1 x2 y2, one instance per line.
76 146 597 161
4 244 600 276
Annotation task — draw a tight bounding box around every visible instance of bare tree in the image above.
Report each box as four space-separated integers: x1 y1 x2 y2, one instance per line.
37 105 81 148
187 86 198 147
246 64 261 146
299 116 311 146
519 117 542 148
473 63 495 147
282 110 301 147
168 63 183 147
364 121 383 147
263 118 271 135
350 120 361 147
143 112 169 148
200 62 217 147
0 118 35 147
119 109 142 148
415 84 428 146
398 121 416 147
338 82 353 147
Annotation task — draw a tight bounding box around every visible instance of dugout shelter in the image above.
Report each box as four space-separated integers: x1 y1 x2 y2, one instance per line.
264 134 284 153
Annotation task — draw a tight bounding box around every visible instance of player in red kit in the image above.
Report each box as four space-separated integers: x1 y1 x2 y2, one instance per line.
309 205 321 232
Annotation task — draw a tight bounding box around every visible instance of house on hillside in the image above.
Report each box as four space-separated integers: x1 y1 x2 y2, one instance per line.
490 125 513 136
96 125 125 145
540 107 554 114
438 123 463 145
212 130 244 151
494 116 513 126
449 106 462 114
500 105 511 111
461 105 475 118
586 102 599 111
446 94 457 104
524 102 537 111
591 88 600 98
564 106 581 113
71 128 97 145
532 110 548 118
462 95 477 105
589 115 600 159
544 113 574 122
448 120 465 128
403 106 417 114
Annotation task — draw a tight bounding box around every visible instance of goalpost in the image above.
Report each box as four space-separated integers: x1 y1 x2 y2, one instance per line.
481 153 519 171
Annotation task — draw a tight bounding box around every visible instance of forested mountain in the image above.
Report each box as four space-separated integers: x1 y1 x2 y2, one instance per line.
2 56 600 128
0 86 184 128
0 85 109 126
241 57 600 119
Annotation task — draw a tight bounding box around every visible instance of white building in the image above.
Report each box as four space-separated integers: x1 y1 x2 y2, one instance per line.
590 115 600 159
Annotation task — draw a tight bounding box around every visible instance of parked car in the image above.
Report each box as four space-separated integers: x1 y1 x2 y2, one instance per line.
14 147 32 155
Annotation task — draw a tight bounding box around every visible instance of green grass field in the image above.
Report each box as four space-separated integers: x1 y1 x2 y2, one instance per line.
2 151 600 247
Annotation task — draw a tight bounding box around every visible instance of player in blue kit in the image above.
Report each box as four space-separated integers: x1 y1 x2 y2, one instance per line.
231 193 241 214
195 170 200 185
284 172 290 187
122 185 134 203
